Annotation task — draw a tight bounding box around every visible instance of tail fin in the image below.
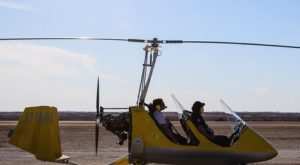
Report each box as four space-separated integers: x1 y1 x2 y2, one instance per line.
9 106 62 161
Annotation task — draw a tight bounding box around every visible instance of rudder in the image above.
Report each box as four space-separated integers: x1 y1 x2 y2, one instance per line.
9 106 62 161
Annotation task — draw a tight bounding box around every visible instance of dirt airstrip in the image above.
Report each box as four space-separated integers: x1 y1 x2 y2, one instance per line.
0 121 299 165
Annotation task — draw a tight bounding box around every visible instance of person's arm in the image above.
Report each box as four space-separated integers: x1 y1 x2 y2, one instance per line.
159 124 179 143
192 114 215 140
153 111 179 143
196 125 215 140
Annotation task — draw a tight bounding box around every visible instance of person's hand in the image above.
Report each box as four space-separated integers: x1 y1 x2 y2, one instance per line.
207 127 214 135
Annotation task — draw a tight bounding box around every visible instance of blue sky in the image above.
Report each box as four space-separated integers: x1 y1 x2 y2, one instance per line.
0 1 299 112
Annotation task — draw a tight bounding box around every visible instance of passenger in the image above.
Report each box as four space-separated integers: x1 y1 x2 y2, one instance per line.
191 101 231 147
148 98 186 144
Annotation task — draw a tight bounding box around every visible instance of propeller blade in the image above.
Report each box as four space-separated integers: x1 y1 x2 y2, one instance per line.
100 106 104 123
95 119 100 155
95 77 100 155
96 77 100 116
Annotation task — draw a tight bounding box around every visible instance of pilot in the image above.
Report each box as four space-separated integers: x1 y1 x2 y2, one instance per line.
149 98 186 144
191 101 231 147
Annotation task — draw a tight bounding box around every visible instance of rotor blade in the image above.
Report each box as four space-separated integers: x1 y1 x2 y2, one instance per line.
181 40 300 49
1 37 299 49
0 37 129 42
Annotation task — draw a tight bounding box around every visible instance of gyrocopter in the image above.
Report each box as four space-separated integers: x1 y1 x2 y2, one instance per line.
3 37 299 165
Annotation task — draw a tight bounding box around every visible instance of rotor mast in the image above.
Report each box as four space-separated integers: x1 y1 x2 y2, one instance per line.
137 38 160 106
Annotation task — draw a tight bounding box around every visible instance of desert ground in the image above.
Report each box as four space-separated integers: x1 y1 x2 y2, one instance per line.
0 121 299 165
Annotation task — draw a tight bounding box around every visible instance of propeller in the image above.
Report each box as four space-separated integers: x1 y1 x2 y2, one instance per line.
95 77 100 155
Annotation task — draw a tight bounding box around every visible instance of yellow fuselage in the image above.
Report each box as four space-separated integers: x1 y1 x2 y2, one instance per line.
130 106 277 165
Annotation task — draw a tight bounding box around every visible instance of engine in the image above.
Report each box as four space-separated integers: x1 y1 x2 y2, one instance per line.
102 112 130 145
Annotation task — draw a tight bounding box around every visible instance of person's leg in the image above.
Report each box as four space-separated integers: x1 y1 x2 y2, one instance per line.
214 135 231 147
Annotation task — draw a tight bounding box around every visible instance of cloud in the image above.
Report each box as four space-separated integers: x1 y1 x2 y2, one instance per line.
0 1 33 11
0 43 98 79
0 43 102 111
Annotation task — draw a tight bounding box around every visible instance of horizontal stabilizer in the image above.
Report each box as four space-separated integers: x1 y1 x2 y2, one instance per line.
55 154 70 163
109 154 129 165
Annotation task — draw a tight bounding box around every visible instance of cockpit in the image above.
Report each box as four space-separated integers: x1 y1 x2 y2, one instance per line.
173 95 247 147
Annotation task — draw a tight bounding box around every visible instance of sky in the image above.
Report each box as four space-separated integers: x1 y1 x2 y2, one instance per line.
0 0 299 112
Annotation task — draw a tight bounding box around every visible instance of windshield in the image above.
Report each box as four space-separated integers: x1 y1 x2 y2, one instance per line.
171 94 185 120
218 99 246 137
172 95 246 138
220 99 245 127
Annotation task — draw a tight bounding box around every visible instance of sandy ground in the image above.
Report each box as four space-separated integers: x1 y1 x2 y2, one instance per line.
0 121 299 165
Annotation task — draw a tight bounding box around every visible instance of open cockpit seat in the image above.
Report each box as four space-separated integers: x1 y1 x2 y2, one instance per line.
179 118 199 145
180 110 199 145
182 110 237 147
147 109 187 144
